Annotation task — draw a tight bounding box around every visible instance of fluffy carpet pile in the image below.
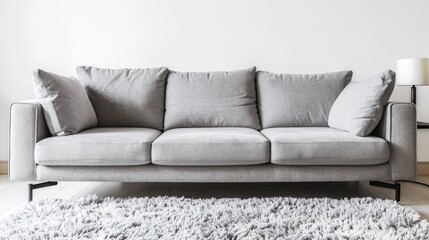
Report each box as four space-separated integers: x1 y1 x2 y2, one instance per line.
0 196 428 239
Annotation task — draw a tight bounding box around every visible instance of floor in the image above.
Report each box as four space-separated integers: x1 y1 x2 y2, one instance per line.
0 175 428 220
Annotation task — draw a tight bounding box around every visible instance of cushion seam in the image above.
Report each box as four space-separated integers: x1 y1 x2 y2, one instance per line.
270 142 387 144
271 157 388 160
153 142 268 145
37 142 153 146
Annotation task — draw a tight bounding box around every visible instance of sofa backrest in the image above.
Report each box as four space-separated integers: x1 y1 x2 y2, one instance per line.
164 67 261 130
76 66 168 130
257 70 352 128
76 66 352 131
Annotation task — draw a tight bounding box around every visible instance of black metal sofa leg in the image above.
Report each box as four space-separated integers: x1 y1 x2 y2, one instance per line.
28 181 58 202
369 181 401 202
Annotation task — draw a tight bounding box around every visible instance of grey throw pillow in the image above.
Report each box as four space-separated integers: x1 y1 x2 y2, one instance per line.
76 66 168 130
33 69 97 136
328 70 396 136
257 70 352 128
164 67 261 130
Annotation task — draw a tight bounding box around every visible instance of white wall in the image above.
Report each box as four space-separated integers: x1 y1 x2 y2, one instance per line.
1 0 429 162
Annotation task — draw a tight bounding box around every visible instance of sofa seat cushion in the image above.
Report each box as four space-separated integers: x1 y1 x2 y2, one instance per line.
261 127 389 165
152 128 270 166
35 128 161 166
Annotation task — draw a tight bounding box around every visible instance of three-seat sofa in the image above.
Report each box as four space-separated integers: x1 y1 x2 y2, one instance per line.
9 67 416 200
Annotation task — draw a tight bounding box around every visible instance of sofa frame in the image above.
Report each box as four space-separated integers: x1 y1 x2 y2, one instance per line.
10 101 417 202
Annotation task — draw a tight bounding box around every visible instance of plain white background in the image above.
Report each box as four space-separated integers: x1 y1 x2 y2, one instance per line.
1 0 429 162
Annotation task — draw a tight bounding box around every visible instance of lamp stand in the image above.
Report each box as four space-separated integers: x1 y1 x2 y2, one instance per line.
411 85 429 128
411 85 416 105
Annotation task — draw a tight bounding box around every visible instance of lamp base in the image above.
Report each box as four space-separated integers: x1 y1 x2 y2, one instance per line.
418 121 429 129
411 85 416 105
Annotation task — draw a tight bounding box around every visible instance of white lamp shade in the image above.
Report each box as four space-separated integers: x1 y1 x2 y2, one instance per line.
396 58 429 86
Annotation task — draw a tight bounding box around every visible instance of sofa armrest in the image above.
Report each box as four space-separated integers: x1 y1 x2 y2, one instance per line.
373 102 416 181
9 100 51 181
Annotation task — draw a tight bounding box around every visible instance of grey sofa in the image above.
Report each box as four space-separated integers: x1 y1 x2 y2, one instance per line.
8 67 416 198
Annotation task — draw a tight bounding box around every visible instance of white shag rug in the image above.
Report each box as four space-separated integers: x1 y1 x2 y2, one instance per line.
0 196 428 240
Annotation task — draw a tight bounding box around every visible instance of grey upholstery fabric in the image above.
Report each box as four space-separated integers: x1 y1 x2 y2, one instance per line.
8 98 414 183
33 69 97 135
373 102 416 181
164 68 261 130
329 70 396 136
36 164 390 182
257 71 352 128
35 128 161 166
152 128 269 166
9 100 51 181
261 127 389 165
76 66 168 130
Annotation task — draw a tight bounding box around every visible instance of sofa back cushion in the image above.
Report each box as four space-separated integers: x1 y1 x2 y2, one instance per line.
257 70 352 128
164 67 261 130
77 66 168 130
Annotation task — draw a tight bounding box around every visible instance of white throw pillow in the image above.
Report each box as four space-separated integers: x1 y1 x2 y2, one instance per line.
328 70 395 136
33 69 97 136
